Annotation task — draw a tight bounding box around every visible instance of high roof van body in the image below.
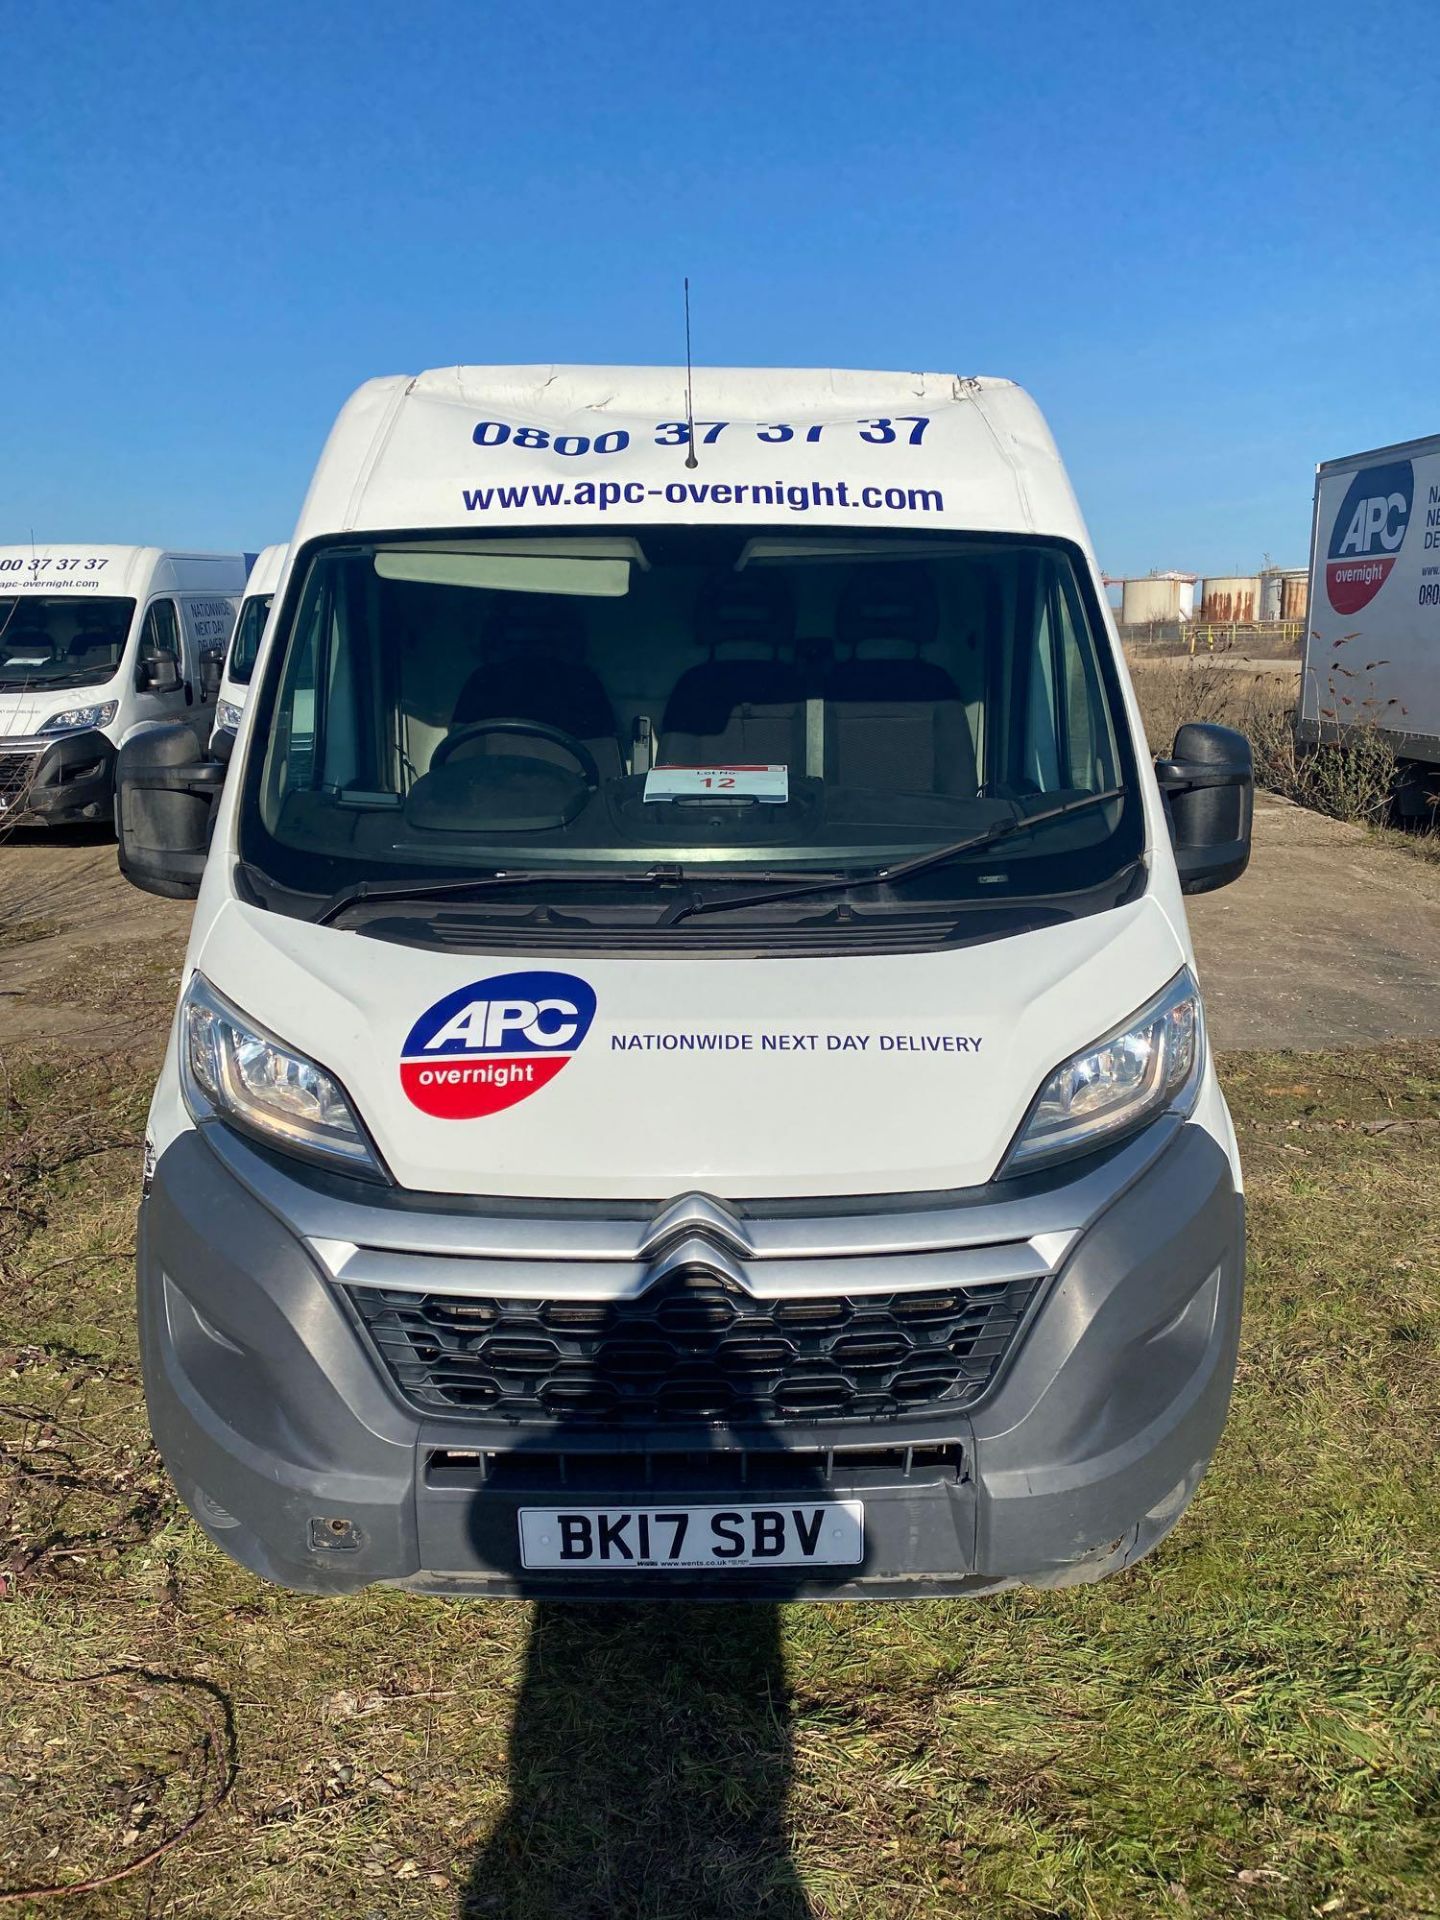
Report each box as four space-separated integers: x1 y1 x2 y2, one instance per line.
119 368 1252 1597
0 546 243 825
210 543 287 749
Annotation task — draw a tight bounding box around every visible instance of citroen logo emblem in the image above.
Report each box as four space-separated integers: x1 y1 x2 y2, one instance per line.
638 1192 754 1260
638 1193 754 1292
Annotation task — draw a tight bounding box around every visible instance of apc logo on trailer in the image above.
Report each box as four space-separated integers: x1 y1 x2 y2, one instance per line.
1326 459 1413 613
400 971 597 1119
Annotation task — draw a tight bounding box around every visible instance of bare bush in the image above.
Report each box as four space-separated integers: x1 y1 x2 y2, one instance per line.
0 767 65 950
0 802 70 949
1128 657 1290 755
1128 655 1400 827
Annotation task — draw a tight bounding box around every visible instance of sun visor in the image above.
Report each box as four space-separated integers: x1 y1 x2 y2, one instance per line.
374 536 649 598
734 537 1023 569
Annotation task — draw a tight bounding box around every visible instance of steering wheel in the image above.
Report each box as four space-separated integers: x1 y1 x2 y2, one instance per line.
431 718 601 789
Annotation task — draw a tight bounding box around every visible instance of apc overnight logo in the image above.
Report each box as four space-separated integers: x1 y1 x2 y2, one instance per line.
1326 459 1413 613
400 971 596 1119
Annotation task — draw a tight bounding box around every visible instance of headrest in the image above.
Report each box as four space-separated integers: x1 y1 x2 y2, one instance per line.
794 633 834 674
479 594 587 665
695 570 795 657
837 564 938 656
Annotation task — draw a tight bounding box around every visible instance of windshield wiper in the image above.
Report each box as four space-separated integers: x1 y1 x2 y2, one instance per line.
0 675 107 691
298 787 1126 928
311 863 694 926
666 788 1130 925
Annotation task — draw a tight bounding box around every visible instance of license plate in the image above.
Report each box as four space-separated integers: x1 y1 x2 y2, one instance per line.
518 1501 864 1571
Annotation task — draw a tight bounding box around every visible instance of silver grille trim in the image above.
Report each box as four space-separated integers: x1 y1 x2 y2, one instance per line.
198 1113 1188 1305
310 1233 1066 1301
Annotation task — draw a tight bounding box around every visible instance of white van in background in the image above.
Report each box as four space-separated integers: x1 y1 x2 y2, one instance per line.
117 365 1253 1599
0 546 244 826
211 543 287 751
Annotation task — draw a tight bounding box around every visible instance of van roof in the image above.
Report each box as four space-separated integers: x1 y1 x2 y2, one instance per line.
243 543 289 596
292 365 1093 552
0 546 247 598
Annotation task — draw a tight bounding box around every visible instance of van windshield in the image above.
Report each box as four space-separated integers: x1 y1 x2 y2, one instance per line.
0 596 137 690
239 529 1142 937
227 593 273 685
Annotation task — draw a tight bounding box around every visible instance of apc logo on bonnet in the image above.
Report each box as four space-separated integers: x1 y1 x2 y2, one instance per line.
1326 459 1413 613
400 971 597 1119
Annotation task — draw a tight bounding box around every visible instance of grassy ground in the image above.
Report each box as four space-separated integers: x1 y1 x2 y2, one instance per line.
1 944 1439 1919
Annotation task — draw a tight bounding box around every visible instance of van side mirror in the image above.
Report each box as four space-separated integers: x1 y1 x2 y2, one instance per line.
115 722 226 899
1154 721 1253 895
199 646 225 700
138 653 182 694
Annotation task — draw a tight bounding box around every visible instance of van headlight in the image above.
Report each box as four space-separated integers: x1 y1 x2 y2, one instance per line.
1003 970 1202 1175
179 973 385 1178
40 700 118 732
214 698 244 733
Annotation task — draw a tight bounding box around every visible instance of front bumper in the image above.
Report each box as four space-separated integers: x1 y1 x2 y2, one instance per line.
0 729 116 823
137 1121 1243 1599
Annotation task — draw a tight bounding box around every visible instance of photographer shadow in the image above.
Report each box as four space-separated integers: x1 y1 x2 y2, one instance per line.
450 1263 888 1914
462 1595 813 1919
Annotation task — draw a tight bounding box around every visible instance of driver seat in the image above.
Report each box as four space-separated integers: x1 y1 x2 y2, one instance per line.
67 627 124 661
1 612 58 662
448 597 624 780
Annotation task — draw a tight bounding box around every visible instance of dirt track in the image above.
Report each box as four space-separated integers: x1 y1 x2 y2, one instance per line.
1186 793 1440 1048
0 824 190 1044
3 796 1439 1052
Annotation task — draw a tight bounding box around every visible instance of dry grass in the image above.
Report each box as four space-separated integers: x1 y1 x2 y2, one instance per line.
1127 655 1440 853
0 866 81 950
1126 654 1296 756
1 946 1438 1917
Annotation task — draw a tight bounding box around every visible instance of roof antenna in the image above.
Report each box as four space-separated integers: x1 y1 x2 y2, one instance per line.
683 277 699 470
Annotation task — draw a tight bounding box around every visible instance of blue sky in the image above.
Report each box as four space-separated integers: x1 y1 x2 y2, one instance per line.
2 0 1434 575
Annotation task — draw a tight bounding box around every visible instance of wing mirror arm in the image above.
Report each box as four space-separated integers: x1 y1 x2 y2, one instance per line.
129 760 227 796
1153 757 1251 792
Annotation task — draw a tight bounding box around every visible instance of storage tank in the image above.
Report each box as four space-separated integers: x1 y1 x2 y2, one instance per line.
1200 575 1260 621
1259 567 1309 623
1121 575 1196 623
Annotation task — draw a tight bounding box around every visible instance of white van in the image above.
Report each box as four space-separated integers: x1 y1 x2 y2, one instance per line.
117 367 1252 1598
210 543 287 750
0 546 243 826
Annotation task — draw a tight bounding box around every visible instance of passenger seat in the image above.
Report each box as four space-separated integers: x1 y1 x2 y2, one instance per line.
824 565 977 795
660 573 805 768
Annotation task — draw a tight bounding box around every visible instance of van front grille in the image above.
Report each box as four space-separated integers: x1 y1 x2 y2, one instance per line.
0 745 42 810
346 1267 1041 1426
